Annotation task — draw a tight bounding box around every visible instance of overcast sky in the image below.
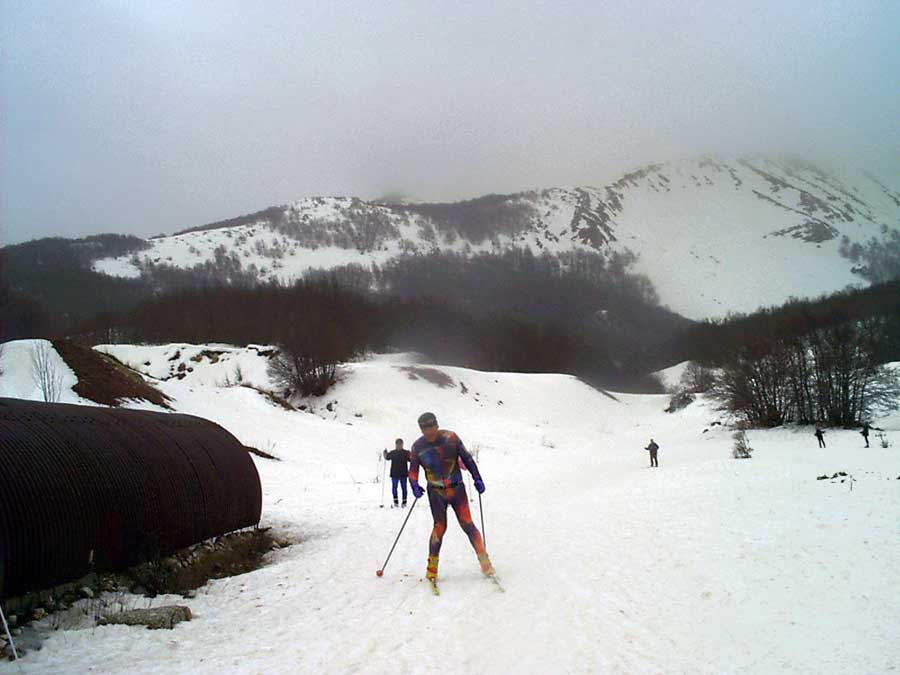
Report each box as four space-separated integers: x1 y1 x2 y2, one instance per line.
2 1 899 244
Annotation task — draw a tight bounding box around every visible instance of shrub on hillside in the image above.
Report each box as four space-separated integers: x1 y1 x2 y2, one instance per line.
680 361 715 393
665 390 695 413
838 230 900 284
732 430 753 459
265 281 371 398
268 347 340 398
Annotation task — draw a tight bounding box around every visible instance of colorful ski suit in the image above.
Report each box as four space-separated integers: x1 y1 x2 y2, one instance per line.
409 430 490 578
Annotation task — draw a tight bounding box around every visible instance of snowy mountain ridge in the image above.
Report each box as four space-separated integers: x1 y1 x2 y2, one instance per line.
91 157 900 319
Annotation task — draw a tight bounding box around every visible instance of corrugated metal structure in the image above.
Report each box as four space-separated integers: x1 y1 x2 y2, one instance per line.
0 398 262 599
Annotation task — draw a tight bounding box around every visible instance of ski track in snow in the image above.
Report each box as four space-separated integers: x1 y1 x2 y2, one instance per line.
1 344 899 674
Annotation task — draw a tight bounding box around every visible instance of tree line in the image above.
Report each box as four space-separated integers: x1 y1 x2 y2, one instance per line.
8 233 899 414
676 281 900 427
6 242 684 392
680 281 900 365
71 279 610 396
310 248 688 376
1 235 153 332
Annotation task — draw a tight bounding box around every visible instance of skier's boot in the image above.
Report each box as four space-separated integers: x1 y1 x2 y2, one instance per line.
478 552 495 577
401 499 407 508
426 555 439 582
393 498 399 508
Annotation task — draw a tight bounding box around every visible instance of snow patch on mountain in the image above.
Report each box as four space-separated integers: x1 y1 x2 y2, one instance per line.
91 158 900 319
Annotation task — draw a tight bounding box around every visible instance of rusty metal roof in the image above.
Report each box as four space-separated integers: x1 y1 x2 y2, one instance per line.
0 397 262 599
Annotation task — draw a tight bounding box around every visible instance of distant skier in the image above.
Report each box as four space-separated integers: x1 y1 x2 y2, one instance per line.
645 438 659 467
383 439 411 508
861 423 870 448
408 412 493 585
815 427 826 448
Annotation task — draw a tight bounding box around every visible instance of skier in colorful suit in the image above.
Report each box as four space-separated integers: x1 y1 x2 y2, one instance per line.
409 411 494 582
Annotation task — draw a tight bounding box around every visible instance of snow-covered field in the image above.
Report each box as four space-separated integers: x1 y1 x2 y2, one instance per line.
2 343 899 674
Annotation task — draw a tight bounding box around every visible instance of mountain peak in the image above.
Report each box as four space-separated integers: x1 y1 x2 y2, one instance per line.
90 158 899 320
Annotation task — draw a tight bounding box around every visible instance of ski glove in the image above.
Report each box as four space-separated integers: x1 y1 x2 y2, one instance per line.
411 482 424 499
474 478 485 494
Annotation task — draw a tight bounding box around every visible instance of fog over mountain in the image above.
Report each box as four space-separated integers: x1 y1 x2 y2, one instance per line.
2 1 899 244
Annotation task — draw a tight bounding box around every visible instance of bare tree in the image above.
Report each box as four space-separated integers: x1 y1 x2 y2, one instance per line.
680 361 716 393
31 341 65 402
713 319 899 427
862 364 900 418
268 346 340 399
713 339 793 427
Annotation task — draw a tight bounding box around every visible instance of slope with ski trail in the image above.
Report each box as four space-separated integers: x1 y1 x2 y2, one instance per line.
3 349 899 674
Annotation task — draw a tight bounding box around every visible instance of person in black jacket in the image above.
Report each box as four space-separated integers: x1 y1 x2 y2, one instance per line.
384 438 412 507
645 439 659 467
814 427 826 448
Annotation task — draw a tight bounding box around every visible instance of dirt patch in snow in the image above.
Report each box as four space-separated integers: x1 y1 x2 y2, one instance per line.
52 339 171 408
240 383 295 411
396 366 456 389
118 528 285 597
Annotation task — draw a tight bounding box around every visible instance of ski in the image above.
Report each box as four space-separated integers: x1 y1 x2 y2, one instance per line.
486 574 505 593
424 576 499 594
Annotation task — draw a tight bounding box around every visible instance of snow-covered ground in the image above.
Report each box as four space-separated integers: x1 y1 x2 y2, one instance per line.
2 343 899 674
0 340 85 405
651 360 689 391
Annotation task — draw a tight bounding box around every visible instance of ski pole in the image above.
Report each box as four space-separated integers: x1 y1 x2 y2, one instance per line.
0 603 18 661
479 492 486 549
380 451 387 508
376 496 419 577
